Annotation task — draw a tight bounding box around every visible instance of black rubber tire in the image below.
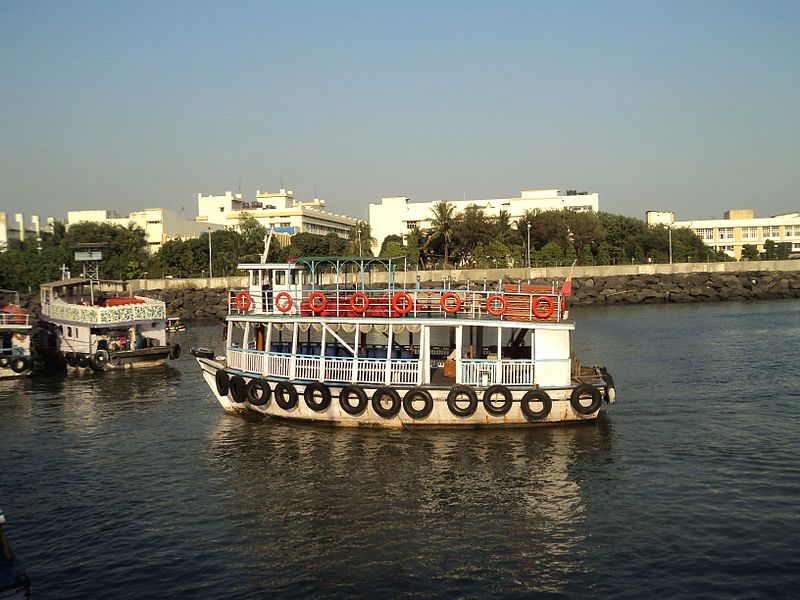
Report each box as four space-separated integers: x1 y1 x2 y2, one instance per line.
339 385 369 416
65 353 77 367
94 349 110 367
403 388 434 420
77 355 89 368
108 353 122 368
246 378 271 406
371 387 401 418
570 383 602 415
521 389 552 420
304 381 332 412
87 356 100 371
215 369 230 396
10 357 28 374
274 381 299 410
169 344 181 360
483 385 513 416
0 356 9 368
447 385 478 417
229 375 247 404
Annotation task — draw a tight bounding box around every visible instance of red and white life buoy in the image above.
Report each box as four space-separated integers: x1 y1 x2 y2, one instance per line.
391 292 414 315
275 292 293 313
308 291 327 314
486 294 507 316
350 292 369 314
235 291 252 311
440 292 462 314
532 296 555 320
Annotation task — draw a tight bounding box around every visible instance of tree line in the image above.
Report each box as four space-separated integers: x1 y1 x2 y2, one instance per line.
0 204 784 291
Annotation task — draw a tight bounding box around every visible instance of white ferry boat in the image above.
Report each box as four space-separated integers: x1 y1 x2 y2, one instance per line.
193 254 616 428
38 278 181 371
0 291 33 379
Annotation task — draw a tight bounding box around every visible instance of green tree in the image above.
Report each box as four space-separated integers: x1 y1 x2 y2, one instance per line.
740 244 760 261
347 221 374 256
764 239 776 260
379 234 403 256
777 242 791 260
539 241 564 266
424 201 457 266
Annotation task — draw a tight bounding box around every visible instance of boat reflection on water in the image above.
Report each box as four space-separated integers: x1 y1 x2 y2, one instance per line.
206 415 615 595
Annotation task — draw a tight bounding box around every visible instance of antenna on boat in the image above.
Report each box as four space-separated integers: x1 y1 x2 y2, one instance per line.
261 229 274 263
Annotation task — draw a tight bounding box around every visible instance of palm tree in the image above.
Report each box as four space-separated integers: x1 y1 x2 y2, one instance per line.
424 201 457 266
348 221 375 256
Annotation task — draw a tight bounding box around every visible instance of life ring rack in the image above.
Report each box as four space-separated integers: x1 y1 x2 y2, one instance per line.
486 294 507 316
532 296 555 320
235 291 252 312
440 292 462 314
350 292 370 314
308 291 328 314
275 292 293 313
392 292 414 315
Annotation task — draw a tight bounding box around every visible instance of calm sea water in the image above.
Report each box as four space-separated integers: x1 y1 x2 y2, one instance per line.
2 301 800 598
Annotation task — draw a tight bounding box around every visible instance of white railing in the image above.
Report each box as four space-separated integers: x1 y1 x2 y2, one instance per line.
0 313 29 326
227 347 419 385
460 360 536 387
43 297 166 324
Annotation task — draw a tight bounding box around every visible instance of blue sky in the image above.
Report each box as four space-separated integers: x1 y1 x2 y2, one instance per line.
1 0 798 221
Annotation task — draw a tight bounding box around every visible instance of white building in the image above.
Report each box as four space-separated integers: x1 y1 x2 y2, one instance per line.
646 209 800 259
0 212 55 251
67 208 225 254
368 189 599 253
196 189 357 238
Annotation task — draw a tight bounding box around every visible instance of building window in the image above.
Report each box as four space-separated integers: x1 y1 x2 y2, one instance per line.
786 225 800 237
219 207 224 212
762 226 780 238
406 221 418 230
718 227 734 240
67 326 72 337
695 228 714 241
742 226 758 240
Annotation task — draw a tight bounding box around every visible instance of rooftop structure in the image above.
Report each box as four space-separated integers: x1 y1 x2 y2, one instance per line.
0 212 55 251
196 188 358 239
368 189 599 253
646 209 800 259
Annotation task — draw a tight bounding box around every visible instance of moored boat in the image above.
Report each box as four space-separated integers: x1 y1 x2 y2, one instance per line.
0 509 30 600
37 278 181 371
193 252 617 428
166 316 187 333
0 291 34 379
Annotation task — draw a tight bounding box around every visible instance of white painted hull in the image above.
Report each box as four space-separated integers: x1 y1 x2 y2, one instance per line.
197 358 602 428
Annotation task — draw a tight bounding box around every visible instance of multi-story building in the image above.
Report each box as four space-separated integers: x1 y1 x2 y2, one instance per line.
0 212 55 251
368 189 599 253
196 189 357 238
67 208 225 254
646 209 800 259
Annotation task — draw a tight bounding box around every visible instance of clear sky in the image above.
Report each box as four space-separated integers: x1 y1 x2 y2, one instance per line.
1 0 798 222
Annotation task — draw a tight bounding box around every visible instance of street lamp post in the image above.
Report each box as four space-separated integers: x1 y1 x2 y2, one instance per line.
208 228 213 278
526 222 531 268
668 226 673 264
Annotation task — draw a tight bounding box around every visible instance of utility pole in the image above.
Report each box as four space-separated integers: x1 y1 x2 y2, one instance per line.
526 222 531 268
208 227 213 278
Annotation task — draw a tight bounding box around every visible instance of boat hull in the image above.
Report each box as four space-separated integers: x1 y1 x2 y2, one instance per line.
197 357 603 428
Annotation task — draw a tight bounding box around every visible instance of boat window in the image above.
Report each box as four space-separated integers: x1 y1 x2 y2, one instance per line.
67 327 72 337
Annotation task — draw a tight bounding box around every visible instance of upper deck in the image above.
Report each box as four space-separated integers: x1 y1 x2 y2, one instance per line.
40 278 166 326
228 256 572 325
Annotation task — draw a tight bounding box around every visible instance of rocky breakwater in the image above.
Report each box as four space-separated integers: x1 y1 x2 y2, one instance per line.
138 287 229 321
571 270 800 305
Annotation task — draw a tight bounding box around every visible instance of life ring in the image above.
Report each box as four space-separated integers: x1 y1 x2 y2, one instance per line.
247 379 271 406
215 369 230 396
440 292 462 314
486 294 507 316
521 389 552 420
570 383 602 415
447 385 478 417
235 291 252 312
483 385 513 416
275 292 293 313
349 292 369 314
0 356 9 368
403 388 433 419
392 292 414 315
14 332 27 341
10 356 28 374
305 381 332 412
339 385 369 415
229 375 247 404
94 349 110 367
169 344 181 360
532 296 555 320
274 381 299 410
308 292 328 314
371 387 402 418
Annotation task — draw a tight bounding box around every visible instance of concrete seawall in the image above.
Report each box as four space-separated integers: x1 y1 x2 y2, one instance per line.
125 263 800 322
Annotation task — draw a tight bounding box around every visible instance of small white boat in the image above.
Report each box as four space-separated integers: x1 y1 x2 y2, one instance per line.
165 317 186 333
193 251 617 428
0 509 30 600
0 291 33 379
37 278 181 371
